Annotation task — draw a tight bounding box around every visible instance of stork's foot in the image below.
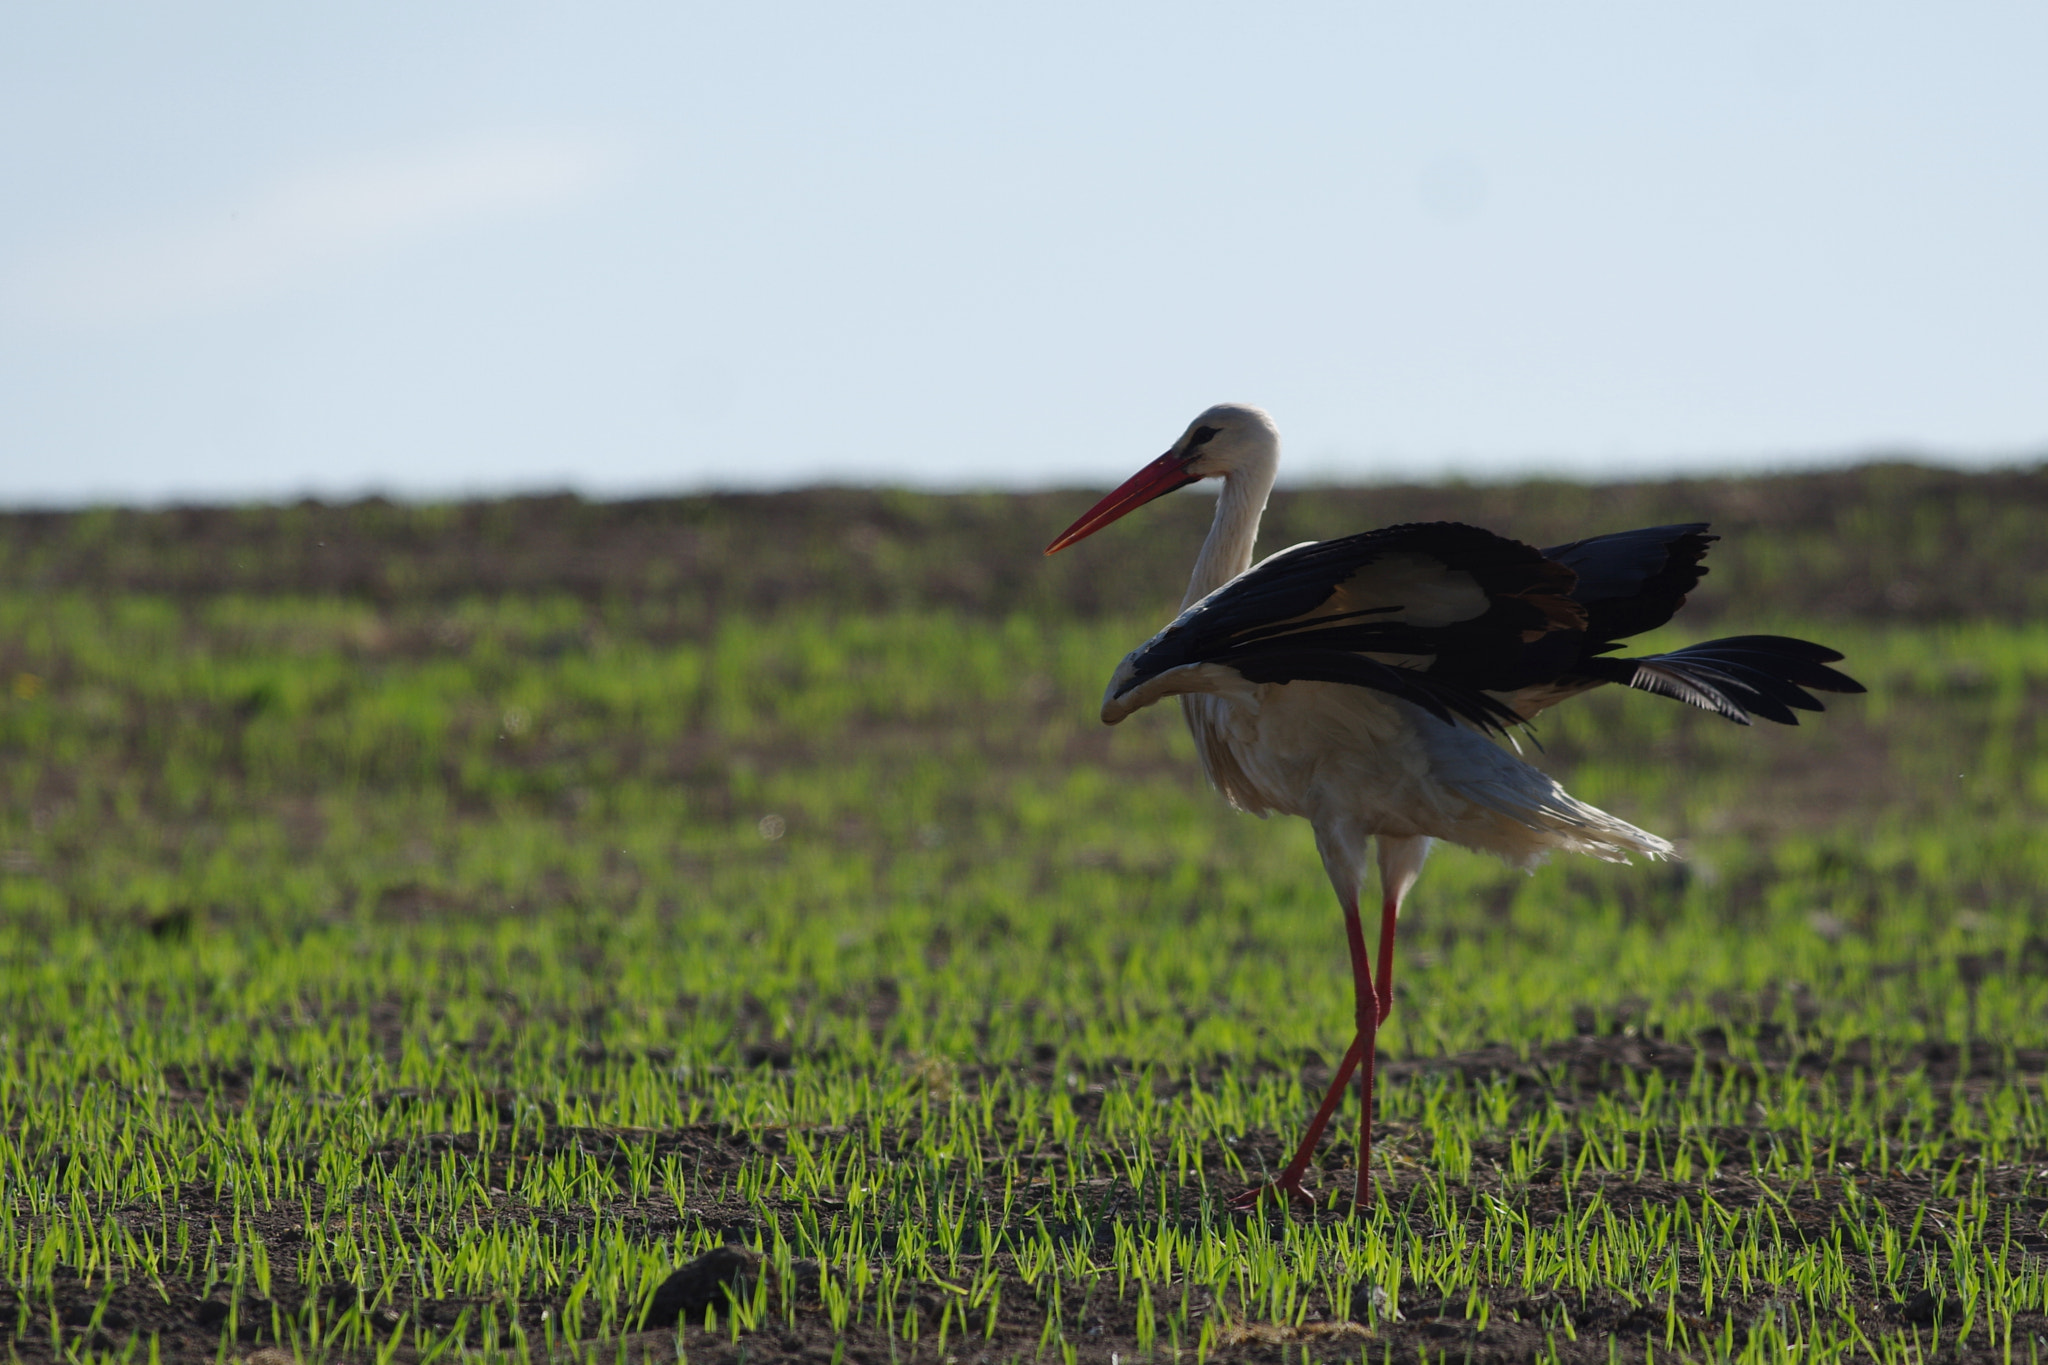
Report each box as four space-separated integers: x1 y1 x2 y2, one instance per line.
1228 1178 1319 1215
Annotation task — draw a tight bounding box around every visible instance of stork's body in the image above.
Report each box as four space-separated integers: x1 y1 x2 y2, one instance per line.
1047 404 1862 1212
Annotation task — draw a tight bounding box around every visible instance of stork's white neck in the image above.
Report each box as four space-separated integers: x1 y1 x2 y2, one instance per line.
1182 450 1278 611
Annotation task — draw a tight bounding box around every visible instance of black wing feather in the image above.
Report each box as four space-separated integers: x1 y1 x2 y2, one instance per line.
1576 634 1867 726
1542 523 1715 650
1227 647 1529 733
1112 522 1584 732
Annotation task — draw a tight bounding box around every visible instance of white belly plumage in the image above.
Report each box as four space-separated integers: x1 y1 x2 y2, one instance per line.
1181 682 1673 871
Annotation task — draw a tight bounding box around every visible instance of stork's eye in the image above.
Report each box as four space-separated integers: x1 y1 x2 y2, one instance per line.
1187 426 1221 450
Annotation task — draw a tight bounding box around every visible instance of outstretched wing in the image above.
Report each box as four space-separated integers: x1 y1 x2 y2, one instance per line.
1104 522 1587 734
1502 524 1865 723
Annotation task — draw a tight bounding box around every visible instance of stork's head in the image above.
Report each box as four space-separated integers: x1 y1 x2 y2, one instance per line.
1044 403 1278 554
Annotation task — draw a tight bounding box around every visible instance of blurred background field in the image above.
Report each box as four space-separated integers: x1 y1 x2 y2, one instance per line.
7 466 2048 1362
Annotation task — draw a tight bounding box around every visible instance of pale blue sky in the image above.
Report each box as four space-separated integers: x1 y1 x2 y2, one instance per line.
3 3 2044 505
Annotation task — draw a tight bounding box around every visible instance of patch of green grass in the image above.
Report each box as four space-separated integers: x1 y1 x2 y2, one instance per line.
5 584 2048 1361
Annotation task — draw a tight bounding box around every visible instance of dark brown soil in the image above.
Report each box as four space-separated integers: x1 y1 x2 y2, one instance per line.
7 462 2048 625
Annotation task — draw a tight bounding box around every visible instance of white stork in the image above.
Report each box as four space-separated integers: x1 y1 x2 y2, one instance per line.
1044 404 1863 1213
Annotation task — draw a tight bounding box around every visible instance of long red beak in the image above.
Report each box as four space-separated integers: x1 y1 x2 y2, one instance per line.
1044 451 1201 554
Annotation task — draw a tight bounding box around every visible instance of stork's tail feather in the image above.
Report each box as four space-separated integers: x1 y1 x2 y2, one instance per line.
1584 634 1864 726
1459 778 1676 868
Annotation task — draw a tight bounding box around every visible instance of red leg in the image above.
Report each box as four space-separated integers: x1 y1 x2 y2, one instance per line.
1228 1033 1366 1211
1232 894 1381 1214
1376 891 1398 1024
1353 1008 1379 1211
1353 891 1399 1207
1346 891 1381 1210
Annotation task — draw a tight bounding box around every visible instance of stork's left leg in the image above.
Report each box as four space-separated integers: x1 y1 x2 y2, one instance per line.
1345 889 1381 1212
1228 888 1375 1214
1229 825 1381 1215
1350 837 1433 1209
1228 1033 1366 1212
1228 835 1432 1216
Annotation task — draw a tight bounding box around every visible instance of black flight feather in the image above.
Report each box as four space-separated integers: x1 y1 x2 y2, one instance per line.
1574 635 1866 726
